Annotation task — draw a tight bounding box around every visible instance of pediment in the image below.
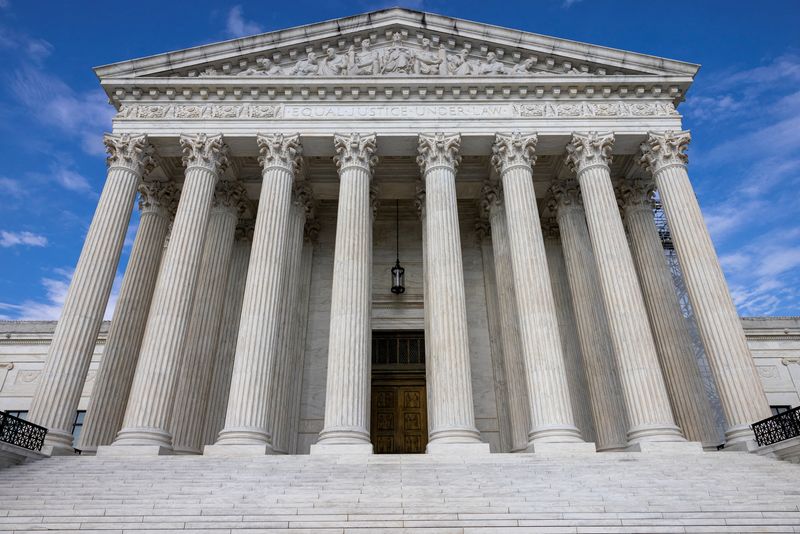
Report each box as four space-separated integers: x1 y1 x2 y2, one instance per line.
94 8 699 82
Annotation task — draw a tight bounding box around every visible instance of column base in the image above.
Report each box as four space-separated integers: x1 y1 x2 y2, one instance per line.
309 442 374 455
528 424 585 443
625 441 703 454
525 441 597 455
40 429 77 456
426 442 491 455
96 444 172 457
626 423 686 443
724 423 757 446
204 443 277 457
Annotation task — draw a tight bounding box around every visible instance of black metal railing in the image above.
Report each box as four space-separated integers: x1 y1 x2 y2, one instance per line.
0 411 48 452
751 406 800 447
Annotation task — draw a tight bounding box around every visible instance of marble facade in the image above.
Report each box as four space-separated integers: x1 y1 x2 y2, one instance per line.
6 9 781 456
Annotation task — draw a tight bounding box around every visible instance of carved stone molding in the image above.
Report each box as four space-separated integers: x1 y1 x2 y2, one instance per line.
417 133 461 175
333 133 379 173
179 133 230 174
256 133 303 173
212 180 249 216
137 180 179 216
104 133 156 176
491 132 538 175
565 131 614 175
514 101 677 118
640 130 691 175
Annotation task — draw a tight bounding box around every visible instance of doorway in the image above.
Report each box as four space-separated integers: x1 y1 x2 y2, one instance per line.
371 330 427 454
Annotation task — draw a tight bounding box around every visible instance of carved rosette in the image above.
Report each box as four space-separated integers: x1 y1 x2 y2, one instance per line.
137 180 179 216
333 133 379 174
547 179 583 215
639 130 691 175
179 133 230 174
234 219 255 242
417 133 461 175
618 178 656 214
256 133 303 174
212 180 248 217
491 132 538 175
565 132 615 175
104 133 156 177
478 180 503 219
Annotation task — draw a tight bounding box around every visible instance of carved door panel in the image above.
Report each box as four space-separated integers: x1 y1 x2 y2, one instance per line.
371 383 427 454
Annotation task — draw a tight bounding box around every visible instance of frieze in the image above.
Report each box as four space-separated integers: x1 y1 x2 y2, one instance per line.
116 101 677 121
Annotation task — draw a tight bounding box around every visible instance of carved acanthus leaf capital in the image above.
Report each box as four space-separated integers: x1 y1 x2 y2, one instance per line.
369 183 380 221
292 180 316 219
565 132 614 175
333 133 378 173
180 133 229 174
618 178 655 212
137 180 179 216
417 133 461 175
256 133 303 174
104 133 156 177
475 219 491 241
235 219 255 242
304 217 321 243
212 180 248 217
541 216 560 241
491 132 538 175
414 180 426 219
639 130 691 175
478 180 503 219
547 179 583 216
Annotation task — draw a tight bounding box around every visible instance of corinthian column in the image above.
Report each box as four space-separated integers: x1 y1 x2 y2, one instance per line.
547 181 628 451
566 132 689 450
79 181 178 453
269 182 313 454
491 133 590 453
202 221 253 447
619 178 719 447
207 134 302 456
310 133 377 455
171 181 247 454
416 133 488 454
640 131 771 445
105 133 228 455
28 134 155 454
479 182 530 452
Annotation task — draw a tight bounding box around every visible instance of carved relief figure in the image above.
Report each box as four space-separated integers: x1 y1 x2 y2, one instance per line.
290 52 319 75
413 38 444 75
238 57 283 76
382 32 414 74
353 39 381 75
474 52 509 75
318 47 348 75
448 48 472 75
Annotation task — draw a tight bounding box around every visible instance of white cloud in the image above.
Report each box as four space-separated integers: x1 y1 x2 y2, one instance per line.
53 167 93 194
0 230 47 247
225 6 263 38
0 176 25 198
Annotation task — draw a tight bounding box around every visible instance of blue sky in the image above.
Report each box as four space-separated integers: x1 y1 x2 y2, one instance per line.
0 0 798 319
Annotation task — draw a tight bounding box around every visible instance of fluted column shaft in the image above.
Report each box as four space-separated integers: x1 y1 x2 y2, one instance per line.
491 133 583 447
286 237 316 454
112 134 228 452
210 134 301 452
79 181 176 453
29 134 155 453
621 181 718 447
640 131 771 444
567 132 682 444
542 232 597 444
416 133 483 450
202 228 252 446
484 197 529 452
550 186 628 450
313 133 377 452
268 200 307 453
171 182 244 454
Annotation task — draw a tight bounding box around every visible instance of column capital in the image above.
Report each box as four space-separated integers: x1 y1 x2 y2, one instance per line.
369 183 380 221
540 215 560 241
640 130 691 175
333 133 378 174
256 133 303 174
478 180 503 220
104 133 156 177
474 219 491 242
292 180 316 219
138 180 179 216
618 178 656 214
414 180 426 219
235 219 255 242
180 133 230 174
565 132 614 176
212 180 248 217
417 133 461 175
546 179 583 216
491 132 538 175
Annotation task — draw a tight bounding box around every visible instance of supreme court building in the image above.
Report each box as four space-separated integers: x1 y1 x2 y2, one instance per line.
20 8 778 458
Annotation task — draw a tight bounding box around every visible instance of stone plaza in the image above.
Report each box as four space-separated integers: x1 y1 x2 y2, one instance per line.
1 7 799 533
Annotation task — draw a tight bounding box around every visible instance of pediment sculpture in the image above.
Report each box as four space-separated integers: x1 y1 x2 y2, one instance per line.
193 32 588 78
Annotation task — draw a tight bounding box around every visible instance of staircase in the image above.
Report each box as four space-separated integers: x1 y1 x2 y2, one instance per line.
1 451 799 532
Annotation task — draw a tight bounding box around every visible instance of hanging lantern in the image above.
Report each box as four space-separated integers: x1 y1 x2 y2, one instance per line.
391 199 405 294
